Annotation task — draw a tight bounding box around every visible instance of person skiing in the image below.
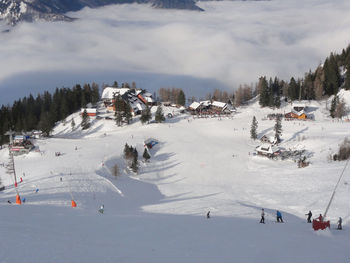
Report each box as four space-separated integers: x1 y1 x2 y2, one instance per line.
207 211 210 219
305 211 312 223
98 204 104 214
318 214 323 222
7 200 11 204
337 217 342 230
276 210 283 223
260 208 265 224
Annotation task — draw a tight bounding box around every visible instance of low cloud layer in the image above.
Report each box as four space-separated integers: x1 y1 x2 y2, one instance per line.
1 0 350 104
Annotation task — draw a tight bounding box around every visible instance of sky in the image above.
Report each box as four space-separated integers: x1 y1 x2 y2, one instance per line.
0 0 350 105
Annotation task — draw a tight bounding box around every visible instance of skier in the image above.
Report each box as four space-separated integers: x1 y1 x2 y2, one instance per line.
260 208 265 224
22 197 26 203
7 200 11 204
98 204 104 214
305 210 312 223
318 214 323 222
207 211 210 219
276 210 284 223
60 177 63 182
337 217 342 230
35 188 39 193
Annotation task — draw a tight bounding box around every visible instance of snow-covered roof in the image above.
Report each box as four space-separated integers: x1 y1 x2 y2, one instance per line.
291 109 306 116
200 100 211 107
81 108 97 114
189 102 201 110
256 144 279 154
260 133 276 143
145 97 154 103
211 101 227 108
101 87 130 100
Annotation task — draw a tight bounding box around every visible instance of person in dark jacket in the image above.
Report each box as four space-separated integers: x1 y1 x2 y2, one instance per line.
207 211 210 219
305 211 312 223
337 217 342 230
260 208 265 224
277 210 283 223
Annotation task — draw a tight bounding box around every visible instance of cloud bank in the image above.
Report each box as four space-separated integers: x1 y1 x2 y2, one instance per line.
0 0 350 104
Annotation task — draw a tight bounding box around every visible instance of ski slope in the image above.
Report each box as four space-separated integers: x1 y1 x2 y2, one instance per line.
1 97 350 263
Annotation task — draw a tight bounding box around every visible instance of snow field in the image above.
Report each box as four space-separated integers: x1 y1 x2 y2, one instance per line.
1 99 350 262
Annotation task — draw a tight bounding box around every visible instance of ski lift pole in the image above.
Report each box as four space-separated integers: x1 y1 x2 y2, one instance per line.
8 150 21 204
323 159 349 218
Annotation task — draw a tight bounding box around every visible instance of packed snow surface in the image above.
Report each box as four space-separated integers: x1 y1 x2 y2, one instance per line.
1 99 350 262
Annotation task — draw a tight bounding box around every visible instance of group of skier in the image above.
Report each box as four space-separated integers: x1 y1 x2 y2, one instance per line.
260 208 284 223
259 208 342 229
260 208 278 223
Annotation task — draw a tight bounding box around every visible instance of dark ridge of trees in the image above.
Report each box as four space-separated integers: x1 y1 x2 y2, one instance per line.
257 44 350 107
0 83 100 144
158 87 186 105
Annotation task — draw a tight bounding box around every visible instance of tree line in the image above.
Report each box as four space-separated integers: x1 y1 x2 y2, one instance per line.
258 44 350 108
0 83 100 145
158 87 186 106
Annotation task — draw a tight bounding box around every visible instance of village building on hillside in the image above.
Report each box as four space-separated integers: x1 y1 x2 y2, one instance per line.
259 133 277 145
188 100 236 115
80 108 97 117
256 143 281 158
285 103 308 120
101 87 155 115
9 134 34 156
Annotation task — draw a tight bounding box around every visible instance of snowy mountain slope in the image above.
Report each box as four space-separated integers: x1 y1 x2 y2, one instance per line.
1 98 350 262
0 0 202 25
0 0 73 25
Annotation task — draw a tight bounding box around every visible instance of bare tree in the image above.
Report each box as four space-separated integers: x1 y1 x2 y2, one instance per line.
112 164 120 177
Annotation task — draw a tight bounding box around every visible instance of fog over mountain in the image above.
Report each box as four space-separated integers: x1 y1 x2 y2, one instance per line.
0 0 350 104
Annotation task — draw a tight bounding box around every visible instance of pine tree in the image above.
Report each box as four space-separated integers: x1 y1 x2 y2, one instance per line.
115 112 123 126
143 148 151 162
124 143 130 159
91 82 100 105
323 54 341 96
274 93 281 108
344 62 350 90
140 105 152 124
81 109 90 130
177 90 186 106
330 95 338 118
250 116 258 140
38 111 52 137
274 116 282 143
288 77 299 101
155 106 165 123
259 77 269 107
124 103 132 125
130 148 138 173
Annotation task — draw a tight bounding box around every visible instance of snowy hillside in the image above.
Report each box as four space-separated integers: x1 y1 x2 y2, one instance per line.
1 96 350 263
